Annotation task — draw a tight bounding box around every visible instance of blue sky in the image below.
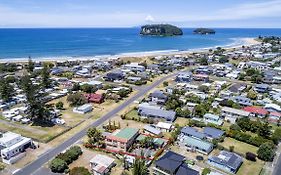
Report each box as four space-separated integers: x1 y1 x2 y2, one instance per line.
0 0 281 28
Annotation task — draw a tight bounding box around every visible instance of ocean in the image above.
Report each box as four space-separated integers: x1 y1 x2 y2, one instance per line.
0 28 281 60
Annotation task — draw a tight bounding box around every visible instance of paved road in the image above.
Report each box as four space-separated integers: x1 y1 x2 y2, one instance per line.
272 143 281 175
14 72 176 175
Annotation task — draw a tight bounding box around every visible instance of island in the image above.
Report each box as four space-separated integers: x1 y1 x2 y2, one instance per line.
140 24 183 36
193 28 216 35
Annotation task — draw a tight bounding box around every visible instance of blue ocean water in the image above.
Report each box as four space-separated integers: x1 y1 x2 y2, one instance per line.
0 28 281 59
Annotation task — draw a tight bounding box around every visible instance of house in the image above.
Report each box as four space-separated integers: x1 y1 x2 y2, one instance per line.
221 107 250 123
123 63 145 72
84 93 104 103
104 71 124 82
203 113 224 126
149 90 168 104
193 74 209 82
153 151 199 175
154 122 173 132
80 80 103 89
265 103 281 113
0 132 33 164
90 154 115 175
175 72 192 82
138 105 176 122
180 127 205 140
73 104 93 114
228 83 247 93
268 112 281 123
208 151 243 174
254 84 270 93
105 128 139 151
143 125 162 136
203 127 225 140
76 68 91 77
182 136 213 154
243 106 268 118
232 96 252 106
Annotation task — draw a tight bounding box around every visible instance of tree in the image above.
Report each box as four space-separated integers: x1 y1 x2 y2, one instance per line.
27 57 34 73
247 89 258 100
81 84 97 94
198 85 209 93
271 127 281 144
69 167 91 175
257 142 275 161
258 122 271 138
229 146 234 152
246 152 256 161
87 127 104 146
175 107 190 118
219 56 228 63
0 78 14 102
67 92 87 107
55 101 64 110
132 156 148 175
117 89 130 98
41 63 52 89
202 168 211 175
49 158 68 173
163 81 169 87
20 75 49 121
199 57 208 65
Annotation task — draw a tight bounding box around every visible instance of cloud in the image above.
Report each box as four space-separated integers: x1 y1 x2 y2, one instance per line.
145 15 155 23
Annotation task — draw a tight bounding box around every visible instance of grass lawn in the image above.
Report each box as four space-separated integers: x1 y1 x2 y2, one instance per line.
174 117 189 127
125 109 139 119
219 137 258 155
237 159 264 175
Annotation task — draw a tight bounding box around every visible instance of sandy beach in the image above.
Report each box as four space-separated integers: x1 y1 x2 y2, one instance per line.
0 37 261 63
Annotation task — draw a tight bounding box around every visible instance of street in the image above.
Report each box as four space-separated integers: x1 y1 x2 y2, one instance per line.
14 72 177 175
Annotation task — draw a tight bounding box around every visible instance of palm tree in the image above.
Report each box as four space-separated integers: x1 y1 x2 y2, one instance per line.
132 155 148 175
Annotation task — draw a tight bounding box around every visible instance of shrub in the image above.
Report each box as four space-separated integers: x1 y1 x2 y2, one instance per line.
202 168 211 175
217 145 224 150
246 152 256 161
257 142 275 161
56 146 82 165
55 101 64 110
49 158 68 173
229 146 234 152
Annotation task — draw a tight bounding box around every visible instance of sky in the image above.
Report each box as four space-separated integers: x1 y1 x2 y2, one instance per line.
0 0 281 28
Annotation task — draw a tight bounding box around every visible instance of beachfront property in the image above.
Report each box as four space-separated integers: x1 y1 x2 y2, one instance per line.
105 128 139 151
90 154 115 175
122 63 145 72
153 151 199 175
221 106 250 123
0 132 34 164
73 104 93 114
208 151 243 174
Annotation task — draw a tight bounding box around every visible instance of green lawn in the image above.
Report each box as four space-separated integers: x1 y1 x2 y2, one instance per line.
237 159 264 175
125 109 139 119
219 137 258 155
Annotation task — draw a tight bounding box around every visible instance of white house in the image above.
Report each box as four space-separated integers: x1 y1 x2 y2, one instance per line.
221 107 250 124
90 154 115 175
73 104 93 114
0 132 33 164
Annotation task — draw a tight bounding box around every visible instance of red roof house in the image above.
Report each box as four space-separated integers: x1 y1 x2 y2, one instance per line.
243 106 268 118
84 93 104 103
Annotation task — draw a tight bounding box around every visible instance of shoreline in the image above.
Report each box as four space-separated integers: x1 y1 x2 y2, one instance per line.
0 37 260 63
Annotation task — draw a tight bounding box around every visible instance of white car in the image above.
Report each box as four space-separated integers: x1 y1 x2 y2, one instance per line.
51 118 65 125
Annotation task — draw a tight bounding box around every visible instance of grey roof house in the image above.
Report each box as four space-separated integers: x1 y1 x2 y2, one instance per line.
153 151 199 175
180 127 205 140
208 151 243 174
203 127 225 140
149 90 168 104
138 105 176 122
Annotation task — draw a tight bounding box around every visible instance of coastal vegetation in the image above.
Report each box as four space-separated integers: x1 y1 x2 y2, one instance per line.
193 28 216 34
140 24 183 36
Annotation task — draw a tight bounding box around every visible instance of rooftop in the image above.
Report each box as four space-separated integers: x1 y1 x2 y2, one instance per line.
113 128 139 140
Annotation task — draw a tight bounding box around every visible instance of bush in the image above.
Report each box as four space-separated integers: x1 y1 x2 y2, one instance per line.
202 168 211 175
49 158 68 173
69 167 91 175
217 145 224 150
229 146 234 152
257 142 275 161
246 152 256 161
56 146 82 165
55 101 64 110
